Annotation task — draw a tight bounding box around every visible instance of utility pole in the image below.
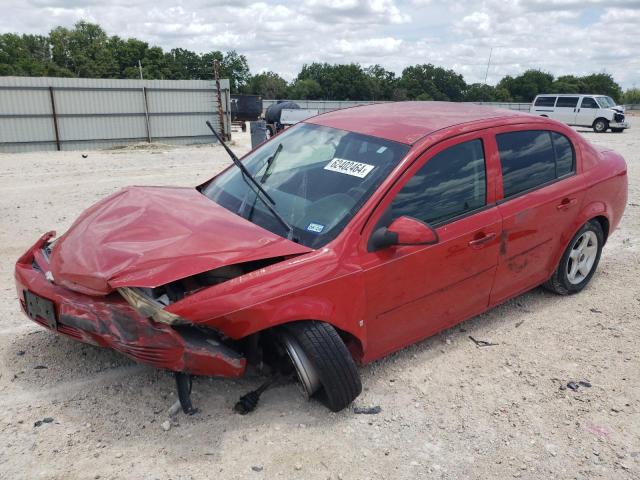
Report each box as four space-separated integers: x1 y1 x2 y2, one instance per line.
213 59 228 141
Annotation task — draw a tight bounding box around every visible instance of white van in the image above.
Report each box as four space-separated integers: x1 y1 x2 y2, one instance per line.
530 94 629 133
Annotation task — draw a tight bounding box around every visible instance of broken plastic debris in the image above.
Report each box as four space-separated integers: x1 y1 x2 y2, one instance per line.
353 406 382 414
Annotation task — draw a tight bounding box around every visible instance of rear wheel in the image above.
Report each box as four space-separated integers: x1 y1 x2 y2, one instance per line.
543 220 604 295
593 118 609 133
281 321 361 412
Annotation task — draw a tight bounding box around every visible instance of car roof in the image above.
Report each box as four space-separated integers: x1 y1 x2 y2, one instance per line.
536 94 606 97
304 101 529 145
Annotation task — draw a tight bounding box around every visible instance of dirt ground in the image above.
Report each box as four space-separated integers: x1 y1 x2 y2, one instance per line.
0 120 638 480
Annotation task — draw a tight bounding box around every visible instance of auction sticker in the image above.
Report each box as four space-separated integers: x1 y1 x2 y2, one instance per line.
324 158 374 178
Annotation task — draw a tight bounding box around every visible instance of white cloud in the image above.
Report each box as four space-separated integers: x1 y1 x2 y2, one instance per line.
0 0 638 88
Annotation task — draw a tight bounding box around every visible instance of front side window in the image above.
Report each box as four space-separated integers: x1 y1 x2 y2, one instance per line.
580 97 598 109
202 123 409 248
497 130 575 198
534 96 556 107
390 139 486 226
556 97 579 108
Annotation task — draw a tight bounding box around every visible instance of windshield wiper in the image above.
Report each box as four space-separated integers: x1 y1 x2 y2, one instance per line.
260 143 282 184
205 121 296 241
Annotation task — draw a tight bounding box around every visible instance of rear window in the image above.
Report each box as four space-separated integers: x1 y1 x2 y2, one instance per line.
534 96 556 107
497 130 575 198
556 97 579 108
551 132 574 177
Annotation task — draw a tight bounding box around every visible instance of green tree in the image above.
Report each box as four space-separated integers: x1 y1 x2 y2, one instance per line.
245 71 288 98
463 84 513 102
579 73 622 102
49 22 118 77
497 70 554 102
297 63 373 100
622 88 640 105
398 64 466 101
199 50 250 91
288 78 323 99
365 64 397 100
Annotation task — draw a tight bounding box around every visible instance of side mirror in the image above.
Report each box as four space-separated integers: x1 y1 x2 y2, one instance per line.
369 216 439 251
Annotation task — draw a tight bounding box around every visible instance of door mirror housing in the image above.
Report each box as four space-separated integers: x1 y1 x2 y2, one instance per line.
369 216 439 251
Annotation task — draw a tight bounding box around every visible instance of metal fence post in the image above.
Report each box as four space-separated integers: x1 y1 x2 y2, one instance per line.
142 86 151 143
48 86 61 151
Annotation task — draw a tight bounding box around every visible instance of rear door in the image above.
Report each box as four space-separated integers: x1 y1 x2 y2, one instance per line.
575 96 599 127
553 97 580 125
359 132 502 361
490 128 585 305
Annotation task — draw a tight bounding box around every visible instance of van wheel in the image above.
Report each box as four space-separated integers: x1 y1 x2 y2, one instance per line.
593 118 609 133
280 321 362 412
543 220 604 295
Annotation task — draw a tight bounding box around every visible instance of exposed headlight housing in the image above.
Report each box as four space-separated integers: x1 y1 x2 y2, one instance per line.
118 287 189 326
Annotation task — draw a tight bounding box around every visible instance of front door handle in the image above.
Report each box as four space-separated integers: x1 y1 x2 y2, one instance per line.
468 232 496 249
556 197 578 210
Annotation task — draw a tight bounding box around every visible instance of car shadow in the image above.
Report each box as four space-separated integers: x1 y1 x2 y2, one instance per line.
4 284 562 430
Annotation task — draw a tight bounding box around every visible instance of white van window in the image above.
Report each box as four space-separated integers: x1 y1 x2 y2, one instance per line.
556 97 579 108
534 97 556 107
580 97 598 109
596 96 616 108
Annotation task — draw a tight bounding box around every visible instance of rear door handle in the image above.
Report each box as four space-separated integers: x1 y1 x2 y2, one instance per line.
468 232 496 249
557 197 578 210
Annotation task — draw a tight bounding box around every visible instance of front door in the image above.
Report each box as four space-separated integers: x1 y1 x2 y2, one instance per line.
359 134 502 361
490 128 585 305
575 97 599 127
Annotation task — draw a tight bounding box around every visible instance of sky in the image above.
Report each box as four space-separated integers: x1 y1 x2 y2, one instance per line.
2 0 640 88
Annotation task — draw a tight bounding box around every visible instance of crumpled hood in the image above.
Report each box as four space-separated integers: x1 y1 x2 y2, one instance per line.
49 186 312 295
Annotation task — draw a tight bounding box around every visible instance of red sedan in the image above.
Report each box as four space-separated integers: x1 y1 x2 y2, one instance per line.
15 102 627 413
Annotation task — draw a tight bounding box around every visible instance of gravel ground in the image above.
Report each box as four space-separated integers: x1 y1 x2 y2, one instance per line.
0 120 638 480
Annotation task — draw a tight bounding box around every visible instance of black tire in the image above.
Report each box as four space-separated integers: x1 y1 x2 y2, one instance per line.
282 321 361 412
611 128 624 133
543 220 604 295
593 118 609 133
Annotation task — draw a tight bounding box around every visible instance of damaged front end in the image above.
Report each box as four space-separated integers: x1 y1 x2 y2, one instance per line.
15 232 248 380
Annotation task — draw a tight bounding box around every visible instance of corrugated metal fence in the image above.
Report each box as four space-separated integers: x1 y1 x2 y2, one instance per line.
262 99 532 114
0 77 231 153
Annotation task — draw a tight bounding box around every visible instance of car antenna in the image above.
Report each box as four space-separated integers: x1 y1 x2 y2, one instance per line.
205 120 276 205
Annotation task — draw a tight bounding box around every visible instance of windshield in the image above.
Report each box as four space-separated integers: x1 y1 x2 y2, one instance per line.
596 96 616 108
202 123 409 248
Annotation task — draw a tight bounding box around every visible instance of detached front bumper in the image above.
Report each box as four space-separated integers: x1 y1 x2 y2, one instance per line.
610 121 629 129
14 232 246 377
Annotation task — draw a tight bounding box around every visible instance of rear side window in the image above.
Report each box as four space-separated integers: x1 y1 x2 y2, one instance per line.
497 130 575 198
390 139 486 225
580 97 598 109
551 132 575 177
534 96 556 107
556 97 579 108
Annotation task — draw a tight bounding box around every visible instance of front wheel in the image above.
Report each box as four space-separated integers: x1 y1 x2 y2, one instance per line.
543 220 604 295
281 321 362 412
593 118 609 133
